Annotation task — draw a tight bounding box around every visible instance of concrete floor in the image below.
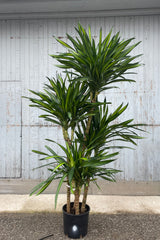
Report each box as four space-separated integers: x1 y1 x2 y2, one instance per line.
0 195 160 240
0 212 160 240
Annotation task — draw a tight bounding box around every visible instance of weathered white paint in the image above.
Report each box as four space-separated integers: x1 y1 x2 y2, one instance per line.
0 15 159 181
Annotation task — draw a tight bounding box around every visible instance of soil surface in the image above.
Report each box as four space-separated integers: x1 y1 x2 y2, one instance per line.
0 212 160 240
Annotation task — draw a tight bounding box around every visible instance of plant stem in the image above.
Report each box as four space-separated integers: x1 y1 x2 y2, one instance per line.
81 92 97 211
83 92 98 143
62 128 71 145
71 128 74 142
62 127 71 213
67 179 71 213
74 185 80 215
81 178 90 213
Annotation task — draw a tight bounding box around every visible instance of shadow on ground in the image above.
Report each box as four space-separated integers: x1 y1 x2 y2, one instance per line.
0 212 160 240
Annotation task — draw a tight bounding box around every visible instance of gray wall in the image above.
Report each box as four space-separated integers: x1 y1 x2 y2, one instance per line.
0 15 159 183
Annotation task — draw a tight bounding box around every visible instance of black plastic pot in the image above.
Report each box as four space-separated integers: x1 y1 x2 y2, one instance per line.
63 202 90 239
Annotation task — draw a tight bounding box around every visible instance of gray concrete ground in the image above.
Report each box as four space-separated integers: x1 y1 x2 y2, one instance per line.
1 195 160 240
1 212 160 240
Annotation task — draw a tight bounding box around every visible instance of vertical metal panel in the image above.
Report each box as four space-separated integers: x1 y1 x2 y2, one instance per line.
0 82 21 178
0 20 21 82
0 19 21 178
0 15 159 181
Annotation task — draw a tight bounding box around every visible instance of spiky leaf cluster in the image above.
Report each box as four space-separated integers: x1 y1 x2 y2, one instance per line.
26 24 144 209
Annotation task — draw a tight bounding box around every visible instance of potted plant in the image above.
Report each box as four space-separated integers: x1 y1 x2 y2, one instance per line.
26 24 144 239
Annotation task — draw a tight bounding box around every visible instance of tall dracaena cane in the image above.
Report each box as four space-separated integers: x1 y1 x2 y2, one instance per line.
62 126 77 213
52 23 142 213
26 24 144 216
81 92 98 213
62 128 71 213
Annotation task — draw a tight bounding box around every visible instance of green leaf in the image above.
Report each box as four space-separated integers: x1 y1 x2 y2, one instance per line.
82 159 117 167
53 162 65 172
55 173 67 209
36 181 52 195
54 38 73 50
32 150 49 156
68 167 75 184
33 162 56 170
45 145 56 155
88 25 91 42
30 181 46 196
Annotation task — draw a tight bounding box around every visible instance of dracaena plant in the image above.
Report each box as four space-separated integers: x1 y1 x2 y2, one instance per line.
26 23 144 215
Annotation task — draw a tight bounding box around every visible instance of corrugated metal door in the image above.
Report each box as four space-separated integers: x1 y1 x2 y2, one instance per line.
0 16 160 181
0 83 21 178
0 20 21 178
20 16 160 181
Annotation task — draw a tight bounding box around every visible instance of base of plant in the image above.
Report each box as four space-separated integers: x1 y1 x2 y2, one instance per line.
63 202 90 239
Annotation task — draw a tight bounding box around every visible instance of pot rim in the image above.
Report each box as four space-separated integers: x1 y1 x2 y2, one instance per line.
62 202 90 217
